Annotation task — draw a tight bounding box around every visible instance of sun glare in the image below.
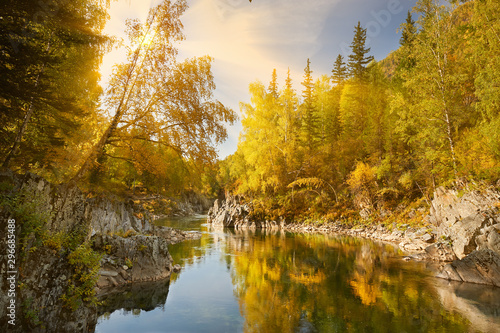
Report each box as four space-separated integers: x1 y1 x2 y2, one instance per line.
143 32 154 46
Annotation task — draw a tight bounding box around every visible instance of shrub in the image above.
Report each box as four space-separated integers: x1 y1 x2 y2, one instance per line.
61 244 102 311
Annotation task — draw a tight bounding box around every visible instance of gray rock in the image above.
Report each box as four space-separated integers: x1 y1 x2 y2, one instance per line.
424 242 456 262
422 233 434 243
436 249 500 287
208 195 253 228
99 270 119 277
436 264 464 283
93 234 174 290
108 276 119 287
429 186 500 259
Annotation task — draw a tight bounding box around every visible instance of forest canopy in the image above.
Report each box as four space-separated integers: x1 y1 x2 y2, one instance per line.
217 0 500 222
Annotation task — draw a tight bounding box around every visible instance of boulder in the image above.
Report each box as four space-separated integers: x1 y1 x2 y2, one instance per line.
421 233 434 243
436 249 500 287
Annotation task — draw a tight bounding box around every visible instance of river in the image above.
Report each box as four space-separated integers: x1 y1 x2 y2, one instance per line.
95 216 500 333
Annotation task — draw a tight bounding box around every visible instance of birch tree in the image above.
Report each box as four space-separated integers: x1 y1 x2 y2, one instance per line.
73 0 236 182
400 0 471 179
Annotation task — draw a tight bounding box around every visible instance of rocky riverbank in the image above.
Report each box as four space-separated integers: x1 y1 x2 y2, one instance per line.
207 186 500 287
92 227 200 291
0 170 201 332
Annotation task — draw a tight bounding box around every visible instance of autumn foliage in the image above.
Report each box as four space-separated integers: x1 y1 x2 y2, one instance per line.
219 0 500 222
1 0 236 199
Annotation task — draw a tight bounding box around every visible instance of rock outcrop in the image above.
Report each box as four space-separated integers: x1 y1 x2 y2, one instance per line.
428 186 500 287
93 235 173 290
436 249 500 287
208 195 282 229
429 186 500 259
4 247 97 333
91 228 200 291
0 170 199 332
207 195 250 227
169 191 213 217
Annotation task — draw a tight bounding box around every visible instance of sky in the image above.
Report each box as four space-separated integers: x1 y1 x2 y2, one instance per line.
100 0 418 159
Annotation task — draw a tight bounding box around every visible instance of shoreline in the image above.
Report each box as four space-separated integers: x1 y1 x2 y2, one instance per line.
213 220 449 262
281 221 438 256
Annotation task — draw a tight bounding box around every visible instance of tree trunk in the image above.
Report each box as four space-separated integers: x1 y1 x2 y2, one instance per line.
70 109 123 183
70 6 163 184
444 109 458 178
70 46 145 183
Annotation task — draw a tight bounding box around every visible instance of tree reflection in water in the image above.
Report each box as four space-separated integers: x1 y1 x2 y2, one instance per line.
96 220 500 333
222 228 476 333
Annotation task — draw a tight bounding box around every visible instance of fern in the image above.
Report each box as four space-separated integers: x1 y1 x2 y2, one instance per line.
287 178 338 202
288 177 326 189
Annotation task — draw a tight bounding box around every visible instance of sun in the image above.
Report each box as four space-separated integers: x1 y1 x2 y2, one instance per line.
142 32 154 46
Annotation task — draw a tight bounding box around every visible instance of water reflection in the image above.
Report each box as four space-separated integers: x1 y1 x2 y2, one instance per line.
95 218 500 333
155 214 207 231
433 279 500 333
97 279 170 317
221 229 474 333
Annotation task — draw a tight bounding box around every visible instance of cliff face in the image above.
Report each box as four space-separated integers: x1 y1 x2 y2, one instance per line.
429 186 500 260
207 195 284 229
427 186 500 287
0 170 195 332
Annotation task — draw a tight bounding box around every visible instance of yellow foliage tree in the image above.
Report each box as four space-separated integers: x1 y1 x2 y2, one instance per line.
73 0 236 184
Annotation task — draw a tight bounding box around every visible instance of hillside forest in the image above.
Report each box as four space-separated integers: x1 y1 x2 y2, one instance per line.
217 0 500 225
1 0 499 226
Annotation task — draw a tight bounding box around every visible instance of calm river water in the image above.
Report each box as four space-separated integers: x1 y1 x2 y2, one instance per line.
95 216 500 333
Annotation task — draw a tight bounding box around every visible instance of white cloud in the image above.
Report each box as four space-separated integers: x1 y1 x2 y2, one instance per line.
178 0 342 111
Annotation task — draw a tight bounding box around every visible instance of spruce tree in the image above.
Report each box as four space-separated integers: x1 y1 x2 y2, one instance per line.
397 11 417 71
268 68 279 98
400 11 417 47
301 59 318 151
347 22 374 81
332 54 348 85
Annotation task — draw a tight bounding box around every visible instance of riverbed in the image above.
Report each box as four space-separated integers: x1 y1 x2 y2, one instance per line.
95 216 500 333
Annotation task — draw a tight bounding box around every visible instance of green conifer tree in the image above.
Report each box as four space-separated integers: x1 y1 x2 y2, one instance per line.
348 22 374 81
332 54 348 85
301 59 318 151
400 11 417 47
